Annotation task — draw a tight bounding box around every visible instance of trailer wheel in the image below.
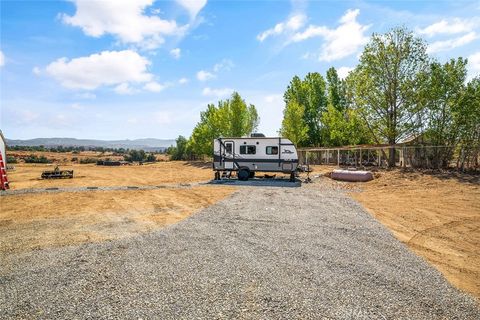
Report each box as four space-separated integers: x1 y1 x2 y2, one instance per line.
238 168 250 181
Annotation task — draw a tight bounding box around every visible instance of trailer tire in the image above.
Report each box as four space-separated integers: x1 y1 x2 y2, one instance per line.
238 168 250 181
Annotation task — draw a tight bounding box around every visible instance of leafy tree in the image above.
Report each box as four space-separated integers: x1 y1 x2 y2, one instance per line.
189 92 259 156
420 58 467 167
168 135 189 160
326 67 347 112
280 100 308 146
455 77 480 170
284 72 327 146
350 27 429 166
320 67 371 147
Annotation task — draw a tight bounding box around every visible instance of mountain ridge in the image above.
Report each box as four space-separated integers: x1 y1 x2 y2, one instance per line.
6 137 176 151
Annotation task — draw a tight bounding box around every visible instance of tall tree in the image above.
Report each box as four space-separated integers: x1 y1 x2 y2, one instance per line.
350 27 429 166
326 67 347 112
189 92 259 156
280 100 308 146
421 58 467 167
284 72 327 146
455 76 480 170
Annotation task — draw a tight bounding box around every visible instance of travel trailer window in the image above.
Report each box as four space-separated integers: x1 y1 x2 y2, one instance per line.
266 146 278 155
240 145 256 154
225 142 233 154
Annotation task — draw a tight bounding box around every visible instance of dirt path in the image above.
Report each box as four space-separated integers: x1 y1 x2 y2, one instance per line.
1 181 478 319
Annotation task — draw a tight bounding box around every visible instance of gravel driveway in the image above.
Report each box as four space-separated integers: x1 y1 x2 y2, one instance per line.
1 181 479 319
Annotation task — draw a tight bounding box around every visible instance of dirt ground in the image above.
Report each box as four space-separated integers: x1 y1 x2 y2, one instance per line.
340 168 480 299
6 161 213 190
1 159 235 254
0 186 236 254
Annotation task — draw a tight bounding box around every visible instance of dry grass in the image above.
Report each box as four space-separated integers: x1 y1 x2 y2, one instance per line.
0 186 236 254
344 169 480 298
7 161 212 190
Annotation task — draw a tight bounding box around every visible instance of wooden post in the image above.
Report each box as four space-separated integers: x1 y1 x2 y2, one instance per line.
337 149 340 166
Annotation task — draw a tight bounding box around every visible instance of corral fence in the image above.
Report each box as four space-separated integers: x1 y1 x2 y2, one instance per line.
298 144 479 171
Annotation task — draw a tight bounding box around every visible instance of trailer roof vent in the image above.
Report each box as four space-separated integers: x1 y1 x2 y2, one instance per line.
250 133 265 137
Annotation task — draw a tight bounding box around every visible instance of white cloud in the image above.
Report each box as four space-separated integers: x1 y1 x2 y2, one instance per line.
213 58 234 72
170 48 181 59
196 59 234 82
291 9 370 62
264 94 283 104
45 50 152 90
202 87 233 98
143 81 166 92
61 0 184 49
196 70 215 81
468 51 480 78
418 18 479 37
337 66 353 79
32 66 41 75
257 14 306 42
0 51 4 67
114 83 137 95
427 32 477 53
178 77 189 84
175 0 207 19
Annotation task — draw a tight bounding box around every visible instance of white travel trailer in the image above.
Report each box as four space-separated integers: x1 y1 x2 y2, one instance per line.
213 134 299 181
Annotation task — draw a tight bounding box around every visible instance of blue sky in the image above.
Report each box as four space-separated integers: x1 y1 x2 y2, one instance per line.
1 0 479 140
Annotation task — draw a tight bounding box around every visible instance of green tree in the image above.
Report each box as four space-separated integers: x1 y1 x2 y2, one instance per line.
420 58 467 167
168 135 189 160
280 100 308 146
189 92 259 156
350 27 429 166
455 77 480 170
322 67 371 147
326 67 347 112
284 72 327 146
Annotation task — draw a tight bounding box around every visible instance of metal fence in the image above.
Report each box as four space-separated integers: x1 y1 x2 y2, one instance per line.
298 145 479 171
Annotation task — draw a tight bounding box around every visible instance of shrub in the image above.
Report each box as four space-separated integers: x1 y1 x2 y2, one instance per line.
24 155 51 163
6 156 18 163
79 158 98 164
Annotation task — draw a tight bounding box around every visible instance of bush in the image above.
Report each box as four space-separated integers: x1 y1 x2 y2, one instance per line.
6 156 18 163
24 155 51 163
145 154 156 162
79 158 98 164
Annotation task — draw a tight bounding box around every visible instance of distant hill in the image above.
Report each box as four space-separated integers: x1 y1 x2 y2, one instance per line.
6 137 176 151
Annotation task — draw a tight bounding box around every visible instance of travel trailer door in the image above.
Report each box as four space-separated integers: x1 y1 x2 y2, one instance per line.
280 142 296 172
224 140 234 169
